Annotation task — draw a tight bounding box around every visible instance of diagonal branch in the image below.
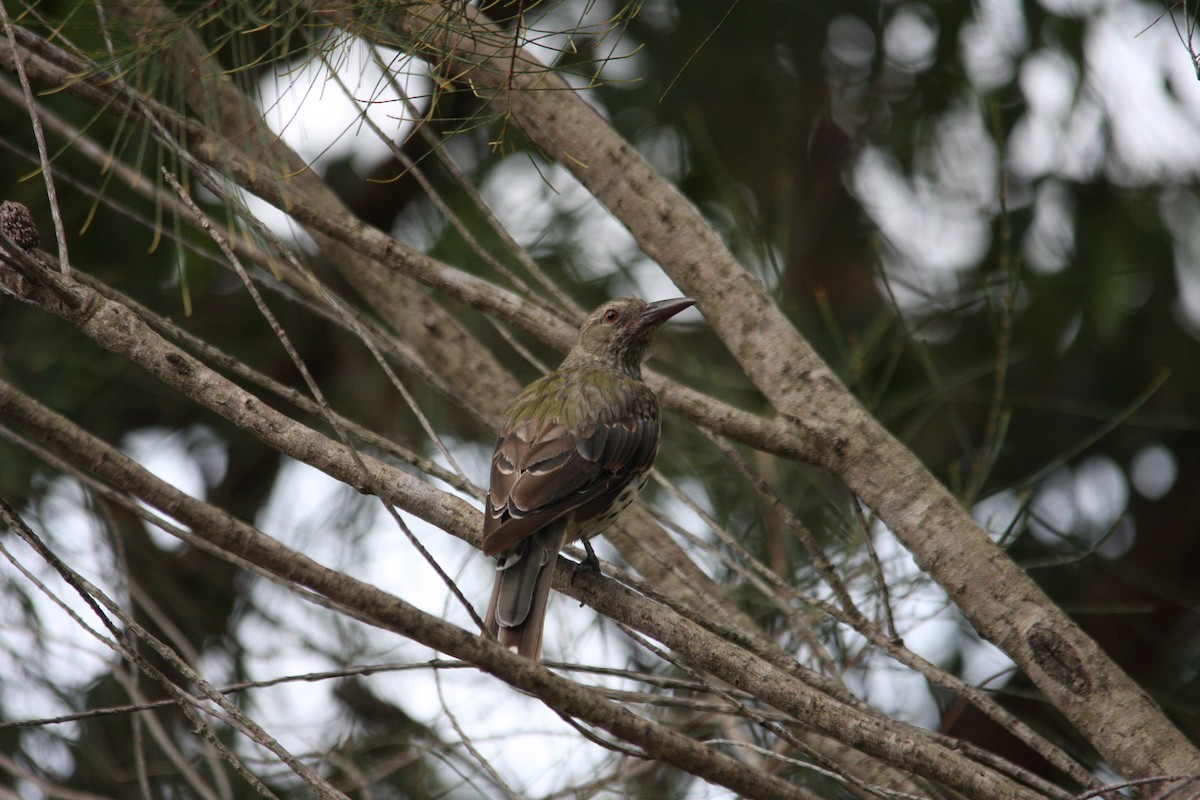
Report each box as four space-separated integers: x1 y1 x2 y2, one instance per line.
0 237 1051 799
106 0 522 420
347 0 1200 782
0 377 1049 800
0 378 817 800
0 24 799 639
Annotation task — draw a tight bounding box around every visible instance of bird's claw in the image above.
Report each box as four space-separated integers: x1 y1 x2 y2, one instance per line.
572 538 602 586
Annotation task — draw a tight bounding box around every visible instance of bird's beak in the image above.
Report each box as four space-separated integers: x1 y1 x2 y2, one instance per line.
638 297 696 328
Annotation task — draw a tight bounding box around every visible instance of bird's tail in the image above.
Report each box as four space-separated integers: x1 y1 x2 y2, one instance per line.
484 521 567 661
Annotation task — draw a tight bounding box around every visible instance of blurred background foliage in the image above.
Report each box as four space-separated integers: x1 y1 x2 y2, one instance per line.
1 0 1199 796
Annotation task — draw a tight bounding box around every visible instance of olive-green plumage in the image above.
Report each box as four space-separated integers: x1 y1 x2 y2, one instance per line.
482 297 695 659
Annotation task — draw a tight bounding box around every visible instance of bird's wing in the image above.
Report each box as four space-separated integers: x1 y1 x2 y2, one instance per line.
481 411 659 557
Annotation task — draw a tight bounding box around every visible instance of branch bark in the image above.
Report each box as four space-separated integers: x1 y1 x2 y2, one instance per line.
108 0 522 420
0 22 781 643
351 0 1200 784
0 244 1067 799
5 5 1199 794
0 379 819 800
0 373 1050 800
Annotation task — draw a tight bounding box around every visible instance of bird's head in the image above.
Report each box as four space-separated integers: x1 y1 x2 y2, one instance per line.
562 297 696 376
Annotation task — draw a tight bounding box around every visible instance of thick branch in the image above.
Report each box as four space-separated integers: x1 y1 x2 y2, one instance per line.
0 241 478 544
108 0 522 419
0 379 819 800
0 243 1053 799
363 1 1200 782
0 27 792 643
0 376 1049 800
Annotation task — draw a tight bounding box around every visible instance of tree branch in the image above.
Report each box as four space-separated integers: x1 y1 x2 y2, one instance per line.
350 0 1200 782
0 375 1051 800
0 377 820 800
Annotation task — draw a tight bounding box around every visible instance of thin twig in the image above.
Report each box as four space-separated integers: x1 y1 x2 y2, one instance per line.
162 168 486 633
0 4 70 273
0 498 306 799
432 662 520 799
851 496 899 643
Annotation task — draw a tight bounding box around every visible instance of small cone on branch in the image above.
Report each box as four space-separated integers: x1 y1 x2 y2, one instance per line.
0 201 39 251
482 296 696 660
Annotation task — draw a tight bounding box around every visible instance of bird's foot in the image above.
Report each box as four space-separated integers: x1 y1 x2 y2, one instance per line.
572 538 602 585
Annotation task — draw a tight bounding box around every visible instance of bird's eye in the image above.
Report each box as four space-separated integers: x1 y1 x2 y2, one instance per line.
603 308 620 324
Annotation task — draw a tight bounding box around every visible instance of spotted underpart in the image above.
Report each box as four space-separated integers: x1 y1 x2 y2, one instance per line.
573 472 649 542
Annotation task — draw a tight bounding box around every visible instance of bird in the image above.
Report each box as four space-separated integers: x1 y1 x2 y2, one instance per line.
481 296 696 660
